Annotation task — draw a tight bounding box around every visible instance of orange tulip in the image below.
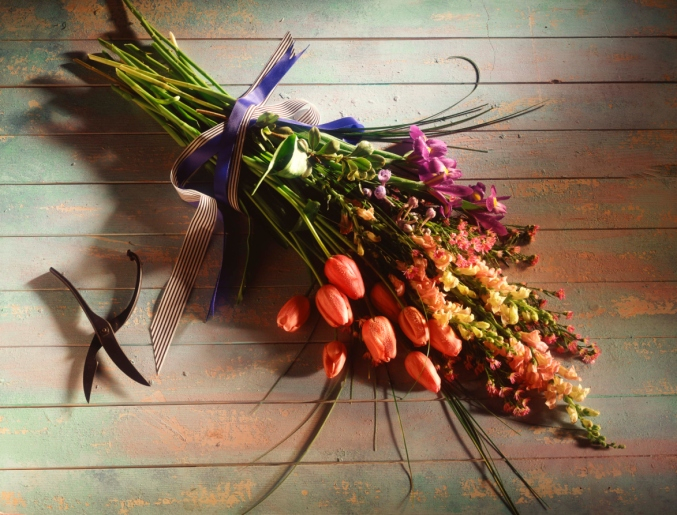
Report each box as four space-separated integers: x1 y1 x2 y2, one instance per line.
428 318 463 357
361 316 397 364
405 351 441 393
315 284 353 328
369 282 401 321
276 295 311 332
324 254 365 300
398 306 429 347
323 341 348 379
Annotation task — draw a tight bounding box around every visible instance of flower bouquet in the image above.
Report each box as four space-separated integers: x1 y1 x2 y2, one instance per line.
79 0 621 512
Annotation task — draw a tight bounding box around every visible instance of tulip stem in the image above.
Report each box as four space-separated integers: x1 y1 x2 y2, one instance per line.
245 375 346 514
386 365 413 493
251 342 309 414
243 192 324 285
372 369 378 452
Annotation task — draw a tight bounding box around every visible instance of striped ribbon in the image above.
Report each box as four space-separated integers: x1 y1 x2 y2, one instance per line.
150 34 360 373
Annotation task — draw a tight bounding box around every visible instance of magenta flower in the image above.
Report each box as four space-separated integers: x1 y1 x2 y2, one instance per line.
409 125 448 172
485 185 508 214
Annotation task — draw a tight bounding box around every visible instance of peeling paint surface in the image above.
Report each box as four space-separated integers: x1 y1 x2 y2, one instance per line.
1 0 676 512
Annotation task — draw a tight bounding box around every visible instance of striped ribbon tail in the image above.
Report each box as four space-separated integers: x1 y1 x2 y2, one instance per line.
149 123 224 373
149 34 309 374
150 32 360 374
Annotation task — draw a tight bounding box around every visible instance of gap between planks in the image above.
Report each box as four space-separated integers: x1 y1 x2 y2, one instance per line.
0 392 673 411
2 36 675 42
1 454 672 473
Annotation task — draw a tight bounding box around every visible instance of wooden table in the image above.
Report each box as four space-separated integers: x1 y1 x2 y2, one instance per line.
1 1 676 512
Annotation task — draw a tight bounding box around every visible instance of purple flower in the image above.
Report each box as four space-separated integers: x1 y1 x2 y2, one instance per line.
430 190 463 218
429 157 460 177
362 187 372 198
469 211 508 236
374 185 387 199
425 207 436 220
378 169 392 184
465 182 486 202
485 185 508 214
408 125 448 172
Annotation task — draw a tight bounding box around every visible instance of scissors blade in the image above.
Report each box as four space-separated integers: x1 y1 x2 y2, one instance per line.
97 329 150 387
83 337 101 403
108 250 143 332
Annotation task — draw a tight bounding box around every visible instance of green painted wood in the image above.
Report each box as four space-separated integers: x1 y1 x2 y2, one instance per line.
0 338 673 407
3 38 676 87
1 456 674 513
2 282 675 347
3 229 675 291
3 84 677 136
0 287 333 347
2 0 676 39
3 130 676 184
1 0 675 511
0 396 674 469
2 178 675 236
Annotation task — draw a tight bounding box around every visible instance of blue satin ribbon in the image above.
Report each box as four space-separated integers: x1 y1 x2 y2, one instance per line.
171 39 363 319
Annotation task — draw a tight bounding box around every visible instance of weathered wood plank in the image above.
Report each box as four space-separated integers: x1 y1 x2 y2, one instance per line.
0 456 675 513
0 396 674 468
1 0 675 39
3 229 675 291
3 38 676 86
0 338 673 407
3 84 677 136
0 287 332 347
0 455 677 514
2 282 675 347
2 177 675 236
3 130 676 184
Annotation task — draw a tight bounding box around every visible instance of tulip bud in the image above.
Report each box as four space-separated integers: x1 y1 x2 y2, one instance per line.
369 282 401 321
276 295 311 332
315 284 353 328
323 341 347 379
324 255 365 300
428 318 463 357
362 316 397 365
398 306 429 347
404 351 441 393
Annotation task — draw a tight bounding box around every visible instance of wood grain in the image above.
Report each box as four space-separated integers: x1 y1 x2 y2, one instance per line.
3 229 675 291
0 456 675 513
1 0 675 512
2 282 675 347
2 131 676 184
2 177 675 236
2 0 676 39
0 337 673 407
3 38 676 86
4 84 677 135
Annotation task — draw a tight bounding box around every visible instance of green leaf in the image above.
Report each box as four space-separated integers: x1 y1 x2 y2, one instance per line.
291 199 321 232
461 199 483 211
352 157 372 172
308 127 321 151
367 154 386 168
256 111 279 128
317 138 341 155
252 134 309 195
350 140 373 158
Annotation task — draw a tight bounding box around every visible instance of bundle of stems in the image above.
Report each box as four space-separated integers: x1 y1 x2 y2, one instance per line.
80 1 621 512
